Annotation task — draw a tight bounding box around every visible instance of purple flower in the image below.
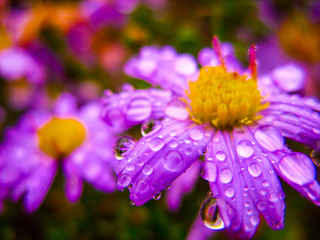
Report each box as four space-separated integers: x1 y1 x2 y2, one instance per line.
103 38 320 239
0 93 119 213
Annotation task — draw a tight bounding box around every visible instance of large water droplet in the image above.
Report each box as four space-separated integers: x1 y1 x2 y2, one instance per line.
200 196 225 230
189 128 204 141
236 140 254 158
113 137 137 160
254 126 284 152
118 173 132 187
142 164 153 176
248 163 262 177
219 168 233 184
163 150 185 171
150 138 165 151
215 151 226 161
201 162 217 182
127 97 152 121
225 187 235 198
141 119 161 136
310 149 320 167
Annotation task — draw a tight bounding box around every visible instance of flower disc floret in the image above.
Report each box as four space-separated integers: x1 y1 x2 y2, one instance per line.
37 117 86 159
186 66 268 129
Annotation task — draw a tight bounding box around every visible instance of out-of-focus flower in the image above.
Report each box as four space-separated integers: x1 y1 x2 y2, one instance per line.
0 93 119 213
103 38 320 238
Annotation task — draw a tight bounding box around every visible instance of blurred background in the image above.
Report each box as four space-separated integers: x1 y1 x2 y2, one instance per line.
0 0 320 239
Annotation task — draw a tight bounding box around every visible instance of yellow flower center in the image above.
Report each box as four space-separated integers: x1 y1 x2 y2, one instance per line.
186 66 268 129
37 117 86 159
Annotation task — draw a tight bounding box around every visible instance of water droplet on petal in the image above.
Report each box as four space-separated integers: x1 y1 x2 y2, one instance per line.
201 162 217 182
142 164 153 176
216 151 226 161
126 164 135 171
219 168 233 184
165 184 171 190
310 149 320 167
141 119 161 136
268 193 279 202
113 137 136 160
153 191 161 200
248 163 262 177
130 201 136 206
163 150 185 171
127 97 152 121
185 147 193 155
250 216 260 226
169 140 178 148
150 137 165 151
254 126 284 152
236 140 254 158
200 196 225 230
118 173 132 187
225 187 235 198
165 99 189 120
189 128 204 141
257 201 266 211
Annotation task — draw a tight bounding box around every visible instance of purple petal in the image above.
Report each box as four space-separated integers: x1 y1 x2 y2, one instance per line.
186 214 216 240
102 87 172 128
166 161 200 212
64 160 84 203
117 118 213 206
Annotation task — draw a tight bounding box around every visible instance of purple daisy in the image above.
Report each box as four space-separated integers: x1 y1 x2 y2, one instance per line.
0 93 119 213
103 37 320 238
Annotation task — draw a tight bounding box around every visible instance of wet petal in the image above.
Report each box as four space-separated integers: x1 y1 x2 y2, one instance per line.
117 118 213 206
102 87 172 128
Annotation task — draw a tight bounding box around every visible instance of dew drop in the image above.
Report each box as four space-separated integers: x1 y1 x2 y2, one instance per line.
189 128 204 141
310 149 320 167
185 147 193 155
248 163 262 177
165 184 171 190
130 201 136 206
126 164 135 171
250 216 260 226
219 168 233 184
113 137 136 160
200 196 225 230
150 138 165 151
225 187 235 198
153 191 161 200
169 140 178 148
201 162 217 182
165 99 189 120
127 97 152 121
257 201 266 211
141 119 161 136
216 151 226 161
236 140 254 158
118 173 132 187
142 164 153 176
163 150 185 172
254 126 284 152
268 193 279 202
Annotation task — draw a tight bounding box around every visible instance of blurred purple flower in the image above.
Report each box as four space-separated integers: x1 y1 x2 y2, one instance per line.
0 93 119 213
103 39 320 238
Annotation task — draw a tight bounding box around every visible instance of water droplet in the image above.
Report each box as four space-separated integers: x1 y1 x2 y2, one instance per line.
198 147 207 161
236 140 254 158
126 164 135 171
165 184 171 190
165 99 189 120
169 140 178 148
310 149 320 167
142 164 153 176
163 150 185 171
248 163 262 177
262 181 270 187
130 201 136 206
118 173 132 187
219 168 233 184
213 136 220 143
133 179 149 193
268 193 279 202
225 187 235 198
257 201 266 211
254 126 284 152
250 216 260 226
113 137 136 160
185 147 193 155
200 196 225 230
127 97 152 121
189 128 204 141
150 138 165 151
201 162 217 182
141 119 161 136
216 151 226 161
153 191 161 200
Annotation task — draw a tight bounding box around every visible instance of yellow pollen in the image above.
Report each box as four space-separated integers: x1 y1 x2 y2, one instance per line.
37 117 86 159
185 66 268 129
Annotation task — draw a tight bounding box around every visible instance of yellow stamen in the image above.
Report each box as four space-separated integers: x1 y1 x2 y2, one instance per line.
186 66 268 129
37 117 86 159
